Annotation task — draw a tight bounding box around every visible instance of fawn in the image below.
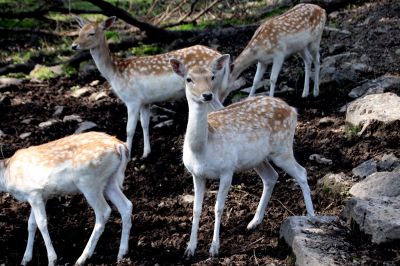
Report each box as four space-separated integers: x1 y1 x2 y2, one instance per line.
72 16 229 158
170 55 315 257
0 132 132 265
223 3 326 100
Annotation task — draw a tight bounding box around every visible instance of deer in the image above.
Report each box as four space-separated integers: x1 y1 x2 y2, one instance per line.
169 55 315 257
222 3 326 100
0 132 132 266
72 16 229 159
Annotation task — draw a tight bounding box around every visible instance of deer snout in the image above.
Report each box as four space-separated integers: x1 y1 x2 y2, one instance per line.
202 92 213 102
71 43 79 50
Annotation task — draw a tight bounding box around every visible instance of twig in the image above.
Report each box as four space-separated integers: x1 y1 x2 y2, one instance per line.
275 199 295 216
323 201 335 211
249 236 264 246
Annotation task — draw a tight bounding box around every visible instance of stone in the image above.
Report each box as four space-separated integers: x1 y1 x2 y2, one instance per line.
349 172 400 199
320 52 359 85
0 77 23 86
345 93 400 135
318 117 335 126
19 132 31 139
317 172 353 197
74 121 97 134
351 159 377 178
153 120 174 128
71 86 93 98
378 153 400 171
344 172 400 244
328 43 345 55
343 197 400 244
348 75 400 98
89 91 108 101
38 119 59 128
52 105 64 117
309 154 332 165
90 80 100 86
280 216 350 266
63 114 82 123
181 194 194 203
0 130 5 138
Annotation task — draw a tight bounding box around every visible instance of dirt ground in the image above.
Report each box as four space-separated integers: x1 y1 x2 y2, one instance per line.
1 0 400 265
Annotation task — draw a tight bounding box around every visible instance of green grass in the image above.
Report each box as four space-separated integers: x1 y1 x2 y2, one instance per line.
131 44 163 56
29 65 56 81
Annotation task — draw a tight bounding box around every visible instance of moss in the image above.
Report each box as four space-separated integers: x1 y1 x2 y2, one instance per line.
346 124 361 138
62 64 77 78
29 65 56 81
131 44 163 56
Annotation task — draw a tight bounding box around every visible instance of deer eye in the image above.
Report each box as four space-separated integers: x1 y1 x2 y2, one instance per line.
211 75 215 81
88 32 95 36
186 77 192 83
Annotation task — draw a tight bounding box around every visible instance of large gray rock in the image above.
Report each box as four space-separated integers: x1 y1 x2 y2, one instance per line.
348 75 400 98
344 172 400 244
378 153 400 171
345 92 400 134
349 172 400 199
280 216 350 266
351 159 377 179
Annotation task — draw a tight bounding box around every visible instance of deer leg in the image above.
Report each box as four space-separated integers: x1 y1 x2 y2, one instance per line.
76 189 111 265
309 41 321 97
140 104 151 158
300 48 313 98
272 154 315 217
249 62 267 97
21 210 38 265
105 181 133 261
247 161 279 230
209 173 233 257
185 176 206 258
269 55 284 97
126 104 140 158
28 196 57 266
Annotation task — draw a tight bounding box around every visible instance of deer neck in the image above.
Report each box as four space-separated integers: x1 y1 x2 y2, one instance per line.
231 49 256 81
90 36 117 81
185 97 209 154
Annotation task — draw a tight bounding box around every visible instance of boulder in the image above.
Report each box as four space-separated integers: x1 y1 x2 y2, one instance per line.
75 121 97 134
280 216 350 266
317 172 353 197
377 153 400 171
345 92 400 135
348 75 400 98
351 159 377 179
344 172 400 244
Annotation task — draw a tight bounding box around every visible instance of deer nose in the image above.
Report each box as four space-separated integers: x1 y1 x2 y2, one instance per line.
202 93 213 102
71 43 79 50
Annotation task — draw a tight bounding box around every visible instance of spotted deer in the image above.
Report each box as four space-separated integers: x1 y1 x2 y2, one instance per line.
72 16 229 158
0 132 132 266
169 56 315 257
224 3 326 100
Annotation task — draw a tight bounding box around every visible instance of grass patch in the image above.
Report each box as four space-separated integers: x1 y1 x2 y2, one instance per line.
29 65 56 81
131 44 163 56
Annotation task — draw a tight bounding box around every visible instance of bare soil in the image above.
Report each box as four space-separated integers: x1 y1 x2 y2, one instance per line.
0 0 399 265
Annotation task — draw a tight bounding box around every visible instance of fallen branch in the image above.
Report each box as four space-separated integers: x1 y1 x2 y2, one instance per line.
0 62 36 76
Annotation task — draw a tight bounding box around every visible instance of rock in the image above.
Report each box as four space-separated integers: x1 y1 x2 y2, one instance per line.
328 43 345 55
90 80 100 86
317 172 353 197
348 75 400 98
89 91 108 101
309 154 333 165
344 197 400 244
280 216 349 266
63 114 82 123
21 118 33 125
349 172 400 199
52 105 64 117
153 120 174 128
344 172 400 244
38 119 59 128
320 52 359 85
71 86 93 98
0 77 23 86
181 194 194 203
351 159 377 178
29 64 57 82
19 132 31 139
346 93 400 135
0 130 5 138
378 153 400 171
74 121 97 134
396 49 400 56
318 117 335 126
48 65 64 75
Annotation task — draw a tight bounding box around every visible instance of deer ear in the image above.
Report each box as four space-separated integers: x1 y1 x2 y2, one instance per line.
211 54 230 72
74 15 87 28
169 58 187 78
101 16 116 30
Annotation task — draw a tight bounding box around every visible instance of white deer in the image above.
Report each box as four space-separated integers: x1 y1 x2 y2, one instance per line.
0 132 132 266
223 3 326 100
72 16 229 158
170 56 315 257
